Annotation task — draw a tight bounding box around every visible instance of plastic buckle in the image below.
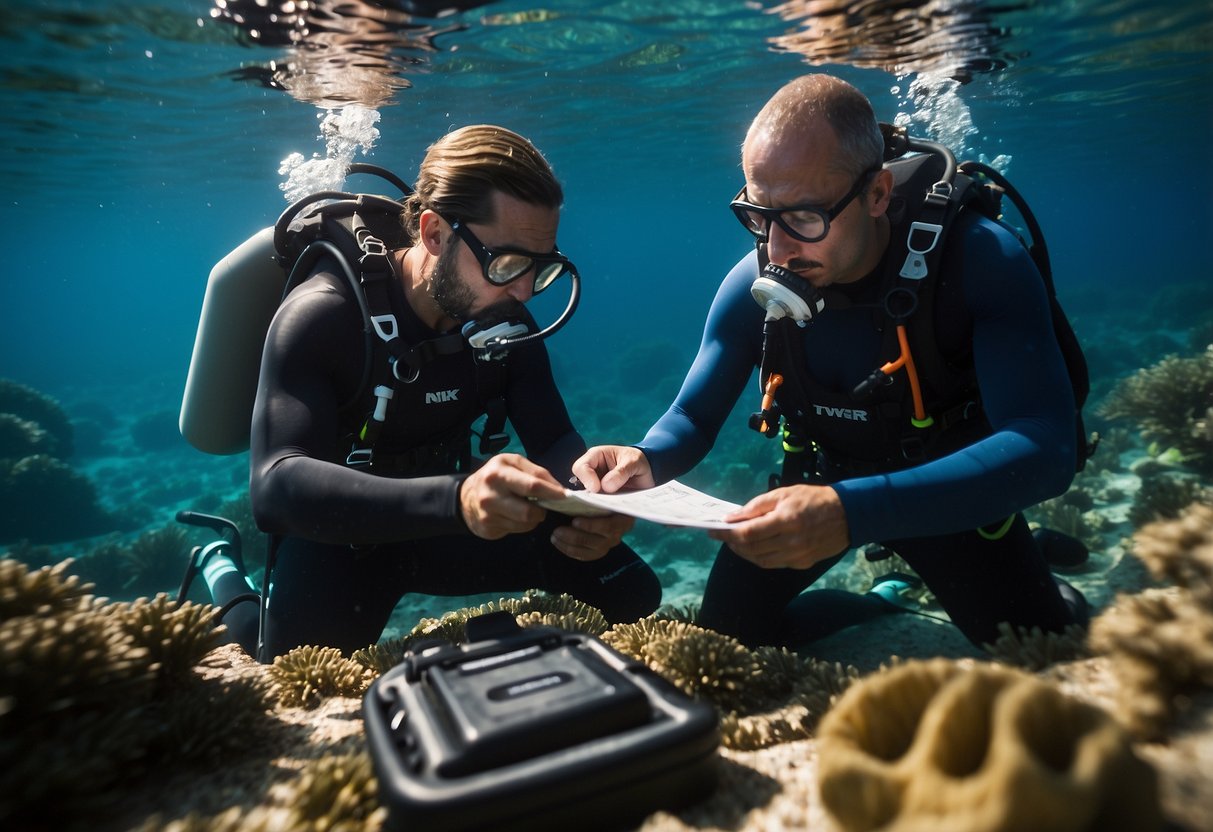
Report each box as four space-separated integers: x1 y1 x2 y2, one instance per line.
372 314 399 343
359 236 393 283
479 432 510 455
346 448 375 467
899 221 943 279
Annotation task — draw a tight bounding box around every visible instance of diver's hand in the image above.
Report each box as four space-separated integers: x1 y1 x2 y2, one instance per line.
572 445 655 494
551 512 636 561
459 454 565 540
708 484 850 570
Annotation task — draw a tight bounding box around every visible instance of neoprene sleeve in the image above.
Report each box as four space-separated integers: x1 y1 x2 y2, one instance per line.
637 213 1077 547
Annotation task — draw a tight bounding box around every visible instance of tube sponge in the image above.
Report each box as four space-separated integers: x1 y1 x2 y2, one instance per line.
816 658 1161 832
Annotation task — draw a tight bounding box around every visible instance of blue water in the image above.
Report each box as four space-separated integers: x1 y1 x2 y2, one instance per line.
1 0 1211 595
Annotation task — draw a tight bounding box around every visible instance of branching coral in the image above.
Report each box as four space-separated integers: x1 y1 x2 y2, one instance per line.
621 619 764 713
111 594 225 690
984 622 1090 672
350 633 435 677
1090 501 1213 739
1133 500 1213 596
281 750 385 829
0 558 273 829
1099 346 1213 473
1028 500 1105 552
119 526 194 596
0 557 92 618
603 618 860 750
816 658 1162 832
1129 473 1210 528
142 751 386 832
410 589 610 643
269 645 371 709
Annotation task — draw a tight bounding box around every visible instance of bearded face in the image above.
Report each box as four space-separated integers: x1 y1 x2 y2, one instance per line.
429 236 528 329
429 238 478 323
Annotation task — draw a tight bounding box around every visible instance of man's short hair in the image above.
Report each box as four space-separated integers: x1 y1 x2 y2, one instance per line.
747 75 885 178
403 125 563 243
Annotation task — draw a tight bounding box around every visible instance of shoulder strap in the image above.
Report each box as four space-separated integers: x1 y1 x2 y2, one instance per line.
958 161 1096 470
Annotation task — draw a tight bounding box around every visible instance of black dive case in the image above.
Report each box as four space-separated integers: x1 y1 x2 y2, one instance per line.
363 612 719 831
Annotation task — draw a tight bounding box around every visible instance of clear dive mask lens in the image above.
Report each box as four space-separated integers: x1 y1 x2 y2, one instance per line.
450 218 577 295
487 257 570 293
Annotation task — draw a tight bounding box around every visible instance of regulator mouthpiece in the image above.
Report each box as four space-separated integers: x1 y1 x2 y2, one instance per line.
461 270 582 359
751 263 825 323
462 319 532 360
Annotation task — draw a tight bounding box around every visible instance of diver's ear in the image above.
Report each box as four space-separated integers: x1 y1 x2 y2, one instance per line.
418 209 445 256
866 168 894 216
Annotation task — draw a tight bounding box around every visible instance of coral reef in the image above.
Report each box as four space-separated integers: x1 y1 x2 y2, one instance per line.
983 622 1090 672
0 380 118 543
603 618 860 750
269 645 372 709
1028 498 1107 553
1090 501 1213 740
0 377 74 458
55 524 197 599
0 411 55 458
0 453 115 543
1099 345 1213 474
121 525 195 596
1128 471 1210 528
142 751 385 832
410 589 610 643
0 559 274 830
606 618 764 713
816 658 1161 832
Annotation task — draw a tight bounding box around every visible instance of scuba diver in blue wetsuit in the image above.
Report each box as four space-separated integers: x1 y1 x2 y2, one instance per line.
183 125 660 661
573 75 1089 650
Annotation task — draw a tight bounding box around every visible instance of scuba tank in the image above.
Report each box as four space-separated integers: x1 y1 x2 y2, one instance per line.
179 227 286 455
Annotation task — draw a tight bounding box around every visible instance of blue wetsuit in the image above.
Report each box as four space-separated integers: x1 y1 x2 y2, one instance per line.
639 211 1079 648
224 255 660 660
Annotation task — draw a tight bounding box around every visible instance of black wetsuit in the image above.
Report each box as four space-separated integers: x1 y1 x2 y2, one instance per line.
232 255 660 660
640 212 1082 649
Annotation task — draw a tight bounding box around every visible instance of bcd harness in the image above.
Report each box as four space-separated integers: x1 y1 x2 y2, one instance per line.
750 125 1097 488
273 164 513 475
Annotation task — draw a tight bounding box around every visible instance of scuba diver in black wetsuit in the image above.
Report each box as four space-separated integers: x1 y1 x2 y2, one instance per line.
574 75 1090 651
185 125 660 661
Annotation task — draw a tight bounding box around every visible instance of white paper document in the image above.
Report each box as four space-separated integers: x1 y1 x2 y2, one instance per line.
537 480 743 529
